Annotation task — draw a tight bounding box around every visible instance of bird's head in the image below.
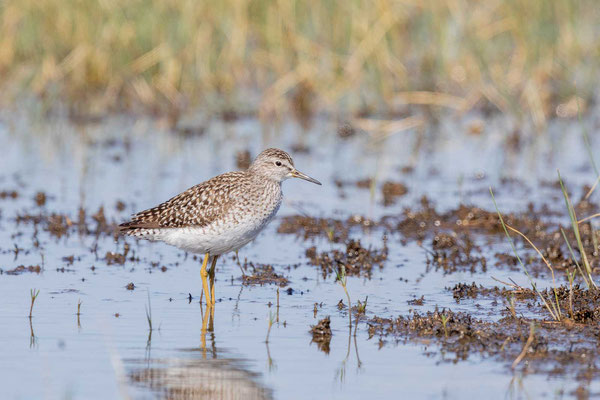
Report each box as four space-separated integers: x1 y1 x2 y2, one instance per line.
248 148 321 185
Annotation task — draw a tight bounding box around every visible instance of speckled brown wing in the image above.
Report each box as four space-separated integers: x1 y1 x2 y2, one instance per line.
119 171 246 234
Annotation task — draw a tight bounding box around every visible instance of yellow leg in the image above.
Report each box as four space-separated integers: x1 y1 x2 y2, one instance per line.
209 255 219 306
200 302 209 357
208 304 215 333
200 253 212 307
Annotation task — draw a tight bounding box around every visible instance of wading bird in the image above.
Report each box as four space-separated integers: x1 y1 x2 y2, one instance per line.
119 148 321 306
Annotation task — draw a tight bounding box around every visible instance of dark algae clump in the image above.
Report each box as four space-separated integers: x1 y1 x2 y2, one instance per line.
305 239 388 278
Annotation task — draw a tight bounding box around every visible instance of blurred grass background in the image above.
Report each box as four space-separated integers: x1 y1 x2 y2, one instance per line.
1 0 599 126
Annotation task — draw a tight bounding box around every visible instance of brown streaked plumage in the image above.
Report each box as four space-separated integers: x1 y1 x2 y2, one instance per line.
118 148 321 306
119 171 246 234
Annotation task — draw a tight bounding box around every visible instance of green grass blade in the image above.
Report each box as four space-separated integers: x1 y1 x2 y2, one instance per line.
490 188 558 320
560 228 590 289
557 171 597 288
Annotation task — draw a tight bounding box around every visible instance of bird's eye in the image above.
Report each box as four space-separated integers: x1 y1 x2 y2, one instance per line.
275 161 282 166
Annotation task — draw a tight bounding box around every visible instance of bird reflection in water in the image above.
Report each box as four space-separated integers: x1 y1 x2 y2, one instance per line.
128 355 272 400
129 302 271 400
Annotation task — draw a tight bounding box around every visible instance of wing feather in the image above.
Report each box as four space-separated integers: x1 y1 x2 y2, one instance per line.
119 171 245 234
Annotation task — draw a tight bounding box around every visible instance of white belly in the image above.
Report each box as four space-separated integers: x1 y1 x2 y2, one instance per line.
151 202 280 255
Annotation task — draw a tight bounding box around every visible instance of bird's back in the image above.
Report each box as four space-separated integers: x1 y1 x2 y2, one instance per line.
119 171 283 254
120 171 248 233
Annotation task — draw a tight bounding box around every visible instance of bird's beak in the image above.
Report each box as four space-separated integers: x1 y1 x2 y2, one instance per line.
290 169 322 185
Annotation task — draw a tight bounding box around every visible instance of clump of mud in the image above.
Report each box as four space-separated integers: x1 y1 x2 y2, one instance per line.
447 282 536 303
449 282 482 301
407 296 425 306
543 285 600 324
3 265 42 275
34 192 47 206
241 263 289 287
331 179 408 206
333 178 373 189
382 181 408 206
16 205 118 239
277 215 376 243
0 190 18 199
47 214 73 238
105 244 130 265
407 198 598 274
279 196 562 244
310 316 332 354
448 282 501 302
429 233 486 274
355 178 372 189
305 239 388 278
368 307 600 377
279 193 599 276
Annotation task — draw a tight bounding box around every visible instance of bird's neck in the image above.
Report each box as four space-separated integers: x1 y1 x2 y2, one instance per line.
248 170 282 188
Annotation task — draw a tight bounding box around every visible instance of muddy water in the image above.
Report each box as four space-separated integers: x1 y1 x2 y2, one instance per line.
1 108 599 399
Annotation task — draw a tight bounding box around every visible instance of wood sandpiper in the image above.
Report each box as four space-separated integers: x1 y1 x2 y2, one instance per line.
119 148 321 306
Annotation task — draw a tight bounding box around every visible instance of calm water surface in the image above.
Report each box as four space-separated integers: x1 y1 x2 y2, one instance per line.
1 108 599 399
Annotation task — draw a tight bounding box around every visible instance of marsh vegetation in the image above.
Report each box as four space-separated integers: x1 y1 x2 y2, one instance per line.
1 1 600 398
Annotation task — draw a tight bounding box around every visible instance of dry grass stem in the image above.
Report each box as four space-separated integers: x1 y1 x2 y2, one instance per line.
512 323 536 369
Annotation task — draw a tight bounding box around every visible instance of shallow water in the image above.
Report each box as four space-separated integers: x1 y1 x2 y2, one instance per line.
1 108 599 399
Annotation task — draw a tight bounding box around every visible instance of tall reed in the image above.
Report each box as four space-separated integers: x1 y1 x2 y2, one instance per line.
1 0 597 123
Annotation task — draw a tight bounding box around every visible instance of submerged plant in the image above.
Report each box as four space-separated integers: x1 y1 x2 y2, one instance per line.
356 296 368 315
440 314 449 338
235 250 246 277
76 298 83 329
276 287 280 323
265 311 275 343
77 299 82 316
29 289 40 318
354 296 368 337
29 318 36 348
145 290 153 332
512 323 536 369
335 265 352 329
